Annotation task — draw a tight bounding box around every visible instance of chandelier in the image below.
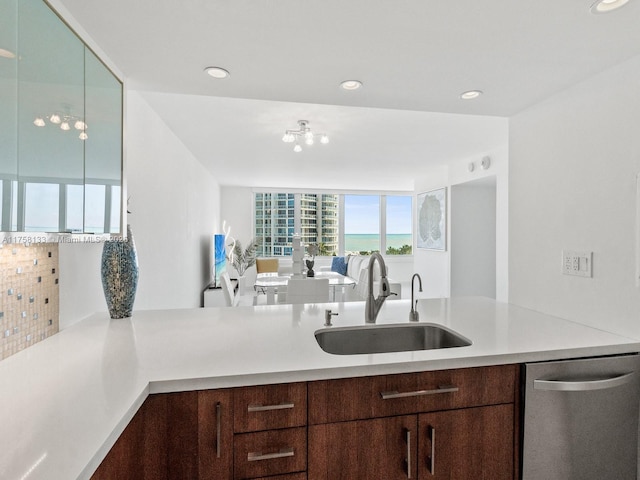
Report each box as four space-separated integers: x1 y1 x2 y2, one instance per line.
33 113 88 140
282 120 329 152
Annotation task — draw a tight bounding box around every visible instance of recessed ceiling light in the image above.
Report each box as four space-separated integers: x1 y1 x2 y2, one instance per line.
0 48 16 59
460 90 483 100
204 66 230 79
590 0 629 13
340 80 363 91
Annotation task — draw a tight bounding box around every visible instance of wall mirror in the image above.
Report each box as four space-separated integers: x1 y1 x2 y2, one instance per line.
0 0 122 235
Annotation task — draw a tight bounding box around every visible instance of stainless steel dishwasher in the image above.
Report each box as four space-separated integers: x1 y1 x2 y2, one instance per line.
522 354 640 480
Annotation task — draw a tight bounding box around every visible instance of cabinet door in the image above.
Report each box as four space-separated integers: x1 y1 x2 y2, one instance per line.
154 390 234 480
308 415 417 480
199 389 234 480
418 404 514 480
91 394 167 480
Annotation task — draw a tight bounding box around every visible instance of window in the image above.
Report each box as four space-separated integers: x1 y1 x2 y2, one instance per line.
84 184 106 233
254 192 412 256
109 185 122 233
0 180 120 233
344 194 380 254
66 184 84 233
10 180 17 231
385 195 413 255
24 183 59 232
255 193 339 257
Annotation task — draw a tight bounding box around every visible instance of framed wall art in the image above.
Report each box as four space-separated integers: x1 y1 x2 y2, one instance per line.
417 188 447 250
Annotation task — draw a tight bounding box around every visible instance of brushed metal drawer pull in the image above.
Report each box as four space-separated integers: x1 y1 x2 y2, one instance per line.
215 402 221 458
247 447 295 461
380 385 458 400
247 402 295 412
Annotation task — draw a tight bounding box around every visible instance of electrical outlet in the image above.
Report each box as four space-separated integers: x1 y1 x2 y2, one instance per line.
572 256 580 271
563 252 573 274
562 250 593 277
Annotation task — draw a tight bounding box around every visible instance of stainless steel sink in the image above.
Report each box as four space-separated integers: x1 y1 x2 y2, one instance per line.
315 323 472 355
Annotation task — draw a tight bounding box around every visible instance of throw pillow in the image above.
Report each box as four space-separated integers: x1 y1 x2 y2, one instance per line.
331 256 348 276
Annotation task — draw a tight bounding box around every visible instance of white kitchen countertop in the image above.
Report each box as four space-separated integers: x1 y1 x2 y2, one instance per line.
1 296 638 480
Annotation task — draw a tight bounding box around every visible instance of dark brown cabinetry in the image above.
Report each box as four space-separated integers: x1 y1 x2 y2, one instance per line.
417 404 514 479
307 365 518 480
233 382 307 479
92 366 517 479
309 415 417 479
91 389 233 480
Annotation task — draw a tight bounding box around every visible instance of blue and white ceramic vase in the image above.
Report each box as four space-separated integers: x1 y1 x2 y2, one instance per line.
101 225 139 319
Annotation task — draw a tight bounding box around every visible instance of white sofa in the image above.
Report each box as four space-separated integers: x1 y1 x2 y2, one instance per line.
324 254 402 302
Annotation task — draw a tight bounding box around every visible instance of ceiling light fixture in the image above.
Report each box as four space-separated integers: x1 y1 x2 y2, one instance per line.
0 48 16 59
460 90 483 100
282 120 329 152
340 80 363 91
590 0 629 13
33 112 88 140
204 66 230 79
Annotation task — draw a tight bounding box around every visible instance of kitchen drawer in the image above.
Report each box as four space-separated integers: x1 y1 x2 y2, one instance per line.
308 364 517 424
234 382 307 433
234 427 307 479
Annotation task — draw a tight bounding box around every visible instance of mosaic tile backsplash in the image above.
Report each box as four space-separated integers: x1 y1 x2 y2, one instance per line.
0 243 59 361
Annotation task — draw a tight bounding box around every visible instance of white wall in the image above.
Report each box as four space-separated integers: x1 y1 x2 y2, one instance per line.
59 91 221 328
449 146 509 302
413 167 452 298
509 54 640 339
413 144 509 301
450 180 496 298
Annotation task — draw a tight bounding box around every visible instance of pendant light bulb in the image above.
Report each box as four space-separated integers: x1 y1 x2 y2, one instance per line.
33 117 45 127
320 135 329 144
293 144 302 153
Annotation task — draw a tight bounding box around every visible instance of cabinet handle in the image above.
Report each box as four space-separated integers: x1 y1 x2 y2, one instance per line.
380 385 458 400
404 428 412 479
247 402 295 412
247 447 295 461
215 402 222 458
534 372 635 392
426 426 435 476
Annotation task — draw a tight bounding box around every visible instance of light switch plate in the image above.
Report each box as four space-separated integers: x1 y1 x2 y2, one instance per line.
562 250 592 277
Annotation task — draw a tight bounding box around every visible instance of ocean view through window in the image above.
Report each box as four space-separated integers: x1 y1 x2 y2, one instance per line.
254 192 412 256
386 195 413 255
344 194 380 254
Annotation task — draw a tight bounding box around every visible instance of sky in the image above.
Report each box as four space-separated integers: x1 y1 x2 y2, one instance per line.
344 195 412 234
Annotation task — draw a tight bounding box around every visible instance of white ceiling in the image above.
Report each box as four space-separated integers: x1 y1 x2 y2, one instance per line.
57 0 640 190
140 91 507 190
